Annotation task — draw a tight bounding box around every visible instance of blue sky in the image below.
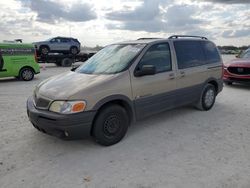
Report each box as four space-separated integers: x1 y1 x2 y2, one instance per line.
0 0 249 46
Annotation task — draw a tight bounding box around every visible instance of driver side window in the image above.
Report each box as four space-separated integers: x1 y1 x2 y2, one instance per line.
51 38 60 43
138 43 172 73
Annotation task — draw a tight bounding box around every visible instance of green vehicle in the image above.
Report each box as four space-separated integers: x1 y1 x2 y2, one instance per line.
0 43 40 81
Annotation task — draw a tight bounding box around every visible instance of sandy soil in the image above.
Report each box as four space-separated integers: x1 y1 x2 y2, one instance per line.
1 57 250 188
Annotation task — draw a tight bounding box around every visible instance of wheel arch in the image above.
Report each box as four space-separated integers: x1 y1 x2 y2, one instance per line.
70 45 78 49
19 66 35 75
205 77 221 94
70 46 79 54
91 95 135 135
18 66 35 80
39 45 50 51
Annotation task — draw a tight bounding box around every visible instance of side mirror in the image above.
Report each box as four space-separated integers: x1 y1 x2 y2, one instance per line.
134 65 156 77
236 50 243 58
71 65 79 71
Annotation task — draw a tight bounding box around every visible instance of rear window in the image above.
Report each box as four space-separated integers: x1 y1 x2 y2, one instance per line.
202 41 221 64
174 40 205 69
174 40 221 69
72 39 80 43
61 38 70 43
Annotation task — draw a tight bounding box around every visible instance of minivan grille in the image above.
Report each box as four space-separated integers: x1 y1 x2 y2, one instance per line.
228 67 250 75
34 94 51 109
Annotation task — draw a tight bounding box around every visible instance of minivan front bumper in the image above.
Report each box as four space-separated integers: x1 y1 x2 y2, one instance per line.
26 96 96 139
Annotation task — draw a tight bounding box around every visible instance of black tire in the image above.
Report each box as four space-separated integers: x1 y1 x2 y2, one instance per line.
92 105 129 146
19 67 34 81
224 81 233 85
196 84 216 111
40 46 49 55
70 46 78 55
61 58 73 67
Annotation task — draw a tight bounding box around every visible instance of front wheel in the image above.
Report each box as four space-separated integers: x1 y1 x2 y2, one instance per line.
196 84 216 111
70 46 78 55
40 46 49 55
19 68 34 81
92 105 129 146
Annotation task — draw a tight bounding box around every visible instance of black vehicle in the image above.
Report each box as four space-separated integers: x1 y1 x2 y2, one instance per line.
37 51 96 67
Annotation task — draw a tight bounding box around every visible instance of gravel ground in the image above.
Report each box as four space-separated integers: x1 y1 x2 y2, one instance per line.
1 58 250 188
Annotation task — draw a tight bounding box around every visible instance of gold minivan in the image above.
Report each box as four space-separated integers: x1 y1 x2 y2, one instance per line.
27 35 223 146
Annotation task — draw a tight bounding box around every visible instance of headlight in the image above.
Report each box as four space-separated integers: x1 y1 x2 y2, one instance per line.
49 101 86 114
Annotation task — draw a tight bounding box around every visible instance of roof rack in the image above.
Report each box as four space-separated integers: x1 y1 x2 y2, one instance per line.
168 35 208 40
137 38 163 40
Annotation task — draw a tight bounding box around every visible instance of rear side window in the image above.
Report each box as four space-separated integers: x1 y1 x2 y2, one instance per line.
202 41 221 64
174 40 205 69
138 43 172 73
61 38 70 43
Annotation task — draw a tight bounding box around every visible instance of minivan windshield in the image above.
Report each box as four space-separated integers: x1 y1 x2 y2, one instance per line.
76 44 146 74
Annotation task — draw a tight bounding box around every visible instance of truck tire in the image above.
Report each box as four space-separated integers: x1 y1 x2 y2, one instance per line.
61 58 73 67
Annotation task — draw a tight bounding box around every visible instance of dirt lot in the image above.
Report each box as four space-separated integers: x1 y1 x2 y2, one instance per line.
1 60 250 188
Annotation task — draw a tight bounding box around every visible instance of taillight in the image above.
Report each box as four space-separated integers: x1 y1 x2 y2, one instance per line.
34 49 38 63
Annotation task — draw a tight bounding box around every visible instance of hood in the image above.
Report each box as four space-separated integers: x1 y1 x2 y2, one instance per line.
36 71 116 100
227 58 250 68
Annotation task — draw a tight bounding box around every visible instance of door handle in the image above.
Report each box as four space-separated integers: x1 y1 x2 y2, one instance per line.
180 71 185 78
169 73 175 80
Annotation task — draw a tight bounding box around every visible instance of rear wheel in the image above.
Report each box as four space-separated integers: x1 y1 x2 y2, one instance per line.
70 46 78 55
92 105 129 146
196 84 216 111
19 68 34 81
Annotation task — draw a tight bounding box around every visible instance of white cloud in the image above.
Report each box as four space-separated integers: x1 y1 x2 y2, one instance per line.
0 0 249 46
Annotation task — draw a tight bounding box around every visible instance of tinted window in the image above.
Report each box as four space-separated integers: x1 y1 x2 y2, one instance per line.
51 38 60 43
72 39 79 43
138 43 172 73
50 38 56 42
61 38 70 43
202 41 221 63
174 40 205 69
0 53 4 71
